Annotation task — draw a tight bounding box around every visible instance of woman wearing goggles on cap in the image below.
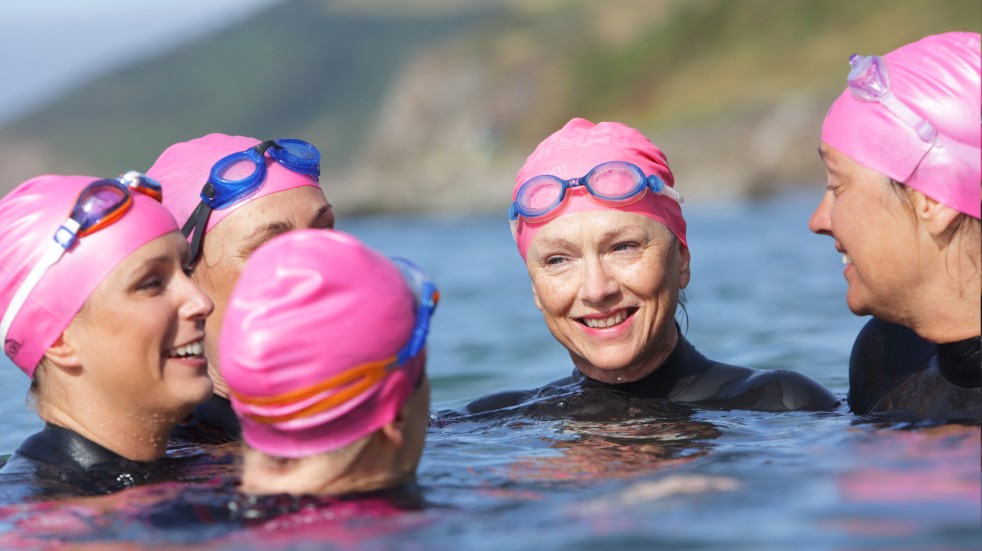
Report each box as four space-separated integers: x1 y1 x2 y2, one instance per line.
221 230 435 497
0 172 214 500
810 32 980 422
146 134 335 444
467 118 838 415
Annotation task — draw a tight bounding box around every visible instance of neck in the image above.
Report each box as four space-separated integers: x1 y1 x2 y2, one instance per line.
207 352 230 399
34 365 193 462
241 435 408 497
39 403 174 462
573 322 679 384
902 248 981 343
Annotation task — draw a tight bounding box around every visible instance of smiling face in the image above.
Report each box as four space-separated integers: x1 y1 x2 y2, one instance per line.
193 186 334 395
526 210 690 383
810 143 923 320
62 231 214 421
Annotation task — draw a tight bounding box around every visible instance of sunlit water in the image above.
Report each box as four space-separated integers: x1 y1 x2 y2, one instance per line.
0 192 978 550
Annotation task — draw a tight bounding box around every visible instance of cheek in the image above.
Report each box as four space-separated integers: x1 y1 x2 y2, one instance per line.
530 274 577 315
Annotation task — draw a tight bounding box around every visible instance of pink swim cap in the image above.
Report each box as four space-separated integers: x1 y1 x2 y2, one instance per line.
822 32 981 218
0 175 179 376
146 133 321 235
512 118 687 260
220 229 427 458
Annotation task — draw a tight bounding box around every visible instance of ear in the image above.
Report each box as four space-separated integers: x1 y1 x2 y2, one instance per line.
379 402 409 447
43 331 84 372
910 189 961 238
677 242 691 289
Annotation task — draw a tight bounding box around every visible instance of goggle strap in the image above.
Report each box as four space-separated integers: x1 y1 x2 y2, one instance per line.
1 241 69 350
182 201 213 264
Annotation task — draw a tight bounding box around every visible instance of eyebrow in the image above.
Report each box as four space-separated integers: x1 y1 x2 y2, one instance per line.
126 255 171 280
243 221 294 252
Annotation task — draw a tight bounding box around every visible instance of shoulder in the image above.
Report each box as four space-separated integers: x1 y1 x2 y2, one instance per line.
451 375 577 417
671 338 840 412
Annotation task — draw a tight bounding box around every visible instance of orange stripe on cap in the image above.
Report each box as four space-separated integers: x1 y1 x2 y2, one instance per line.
240 361 392 424
231 354 396 409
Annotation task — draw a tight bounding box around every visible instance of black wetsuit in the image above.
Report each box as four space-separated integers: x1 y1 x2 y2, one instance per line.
464 330 840 415
170 394 241 445
0 424 200 502
848 318 981 423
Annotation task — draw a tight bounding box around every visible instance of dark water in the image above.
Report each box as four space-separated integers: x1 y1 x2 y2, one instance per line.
1 192 979 550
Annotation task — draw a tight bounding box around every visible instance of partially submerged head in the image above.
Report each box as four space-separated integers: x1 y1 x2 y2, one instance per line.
148 134 335 397
510 118 690 384
221 229 435 496
0 173 213 459
810 32 981 340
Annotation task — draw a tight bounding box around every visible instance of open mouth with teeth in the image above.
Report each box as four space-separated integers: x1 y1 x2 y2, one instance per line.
841 253 853 265
164 340 205 359
577 307 638 329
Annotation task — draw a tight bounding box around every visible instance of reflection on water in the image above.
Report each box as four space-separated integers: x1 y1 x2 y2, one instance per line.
0 194 978 549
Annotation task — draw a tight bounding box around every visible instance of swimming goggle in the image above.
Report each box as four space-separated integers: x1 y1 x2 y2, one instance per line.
0 172 163 347
508 160 684 223
846 54 976 175
182 138 320 263
231 258 439 424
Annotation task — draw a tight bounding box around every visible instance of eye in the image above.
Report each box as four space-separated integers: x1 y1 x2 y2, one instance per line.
138 277 164 291
612 242 638 253
545 256 568 266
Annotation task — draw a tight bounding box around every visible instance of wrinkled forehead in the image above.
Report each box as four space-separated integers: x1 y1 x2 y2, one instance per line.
528 209 675 250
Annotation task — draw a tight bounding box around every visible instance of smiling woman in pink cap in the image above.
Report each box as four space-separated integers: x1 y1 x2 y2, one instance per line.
810 32 981 422
467 118 837 414
220 229 435 495
0 172 214 500
146 134 335 444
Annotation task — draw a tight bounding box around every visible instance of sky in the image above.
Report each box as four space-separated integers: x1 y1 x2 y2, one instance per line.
0 0 280 124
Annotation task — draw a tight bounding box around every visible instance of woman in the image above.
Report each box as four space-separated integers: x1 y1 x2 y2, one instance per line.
467 118 838 414
221 230 434 496
147 134 335 443
810 32 980 422
0 172 214 501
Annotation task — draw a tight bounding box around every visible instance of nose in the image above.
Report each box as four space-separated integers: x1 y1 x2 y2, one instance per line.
579 256 619 305
809 192 833 236
179 274 214 321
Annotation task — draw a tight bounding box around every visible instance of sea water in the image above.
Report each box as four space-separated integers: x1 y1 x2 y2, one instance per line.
0 191 978 550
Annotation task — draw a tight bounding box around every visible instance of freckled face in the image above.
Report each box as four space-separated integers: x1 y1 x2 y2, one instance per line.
193 186 334 392
63 232 214 422
526 210 690 383
809 143 921 318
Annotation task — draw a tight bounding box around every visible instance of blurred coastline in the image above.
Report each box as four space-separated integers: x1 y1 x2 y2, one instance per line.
0 0 978 215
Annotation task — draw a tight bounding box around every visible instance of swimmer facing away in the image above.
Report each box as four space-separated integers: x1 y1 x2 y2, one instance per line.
811 32 980 423
0 173 214 501
220 230 435 496
467 118 838 415
147 134 336 444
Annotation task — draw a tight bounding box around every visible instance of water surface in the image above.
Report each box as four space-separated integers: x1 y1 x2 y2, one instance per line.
1 192 978 549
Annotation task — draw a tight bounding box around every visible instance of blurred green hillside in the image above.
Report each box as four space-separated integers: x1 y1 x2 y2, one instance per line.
1 0 978 213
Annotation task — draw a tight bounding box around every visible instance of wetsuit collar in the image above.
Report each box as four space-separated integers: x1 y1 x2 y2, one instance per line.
572 325 695 398
171 393 242 445
18 423 148 471
937 336 981 388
